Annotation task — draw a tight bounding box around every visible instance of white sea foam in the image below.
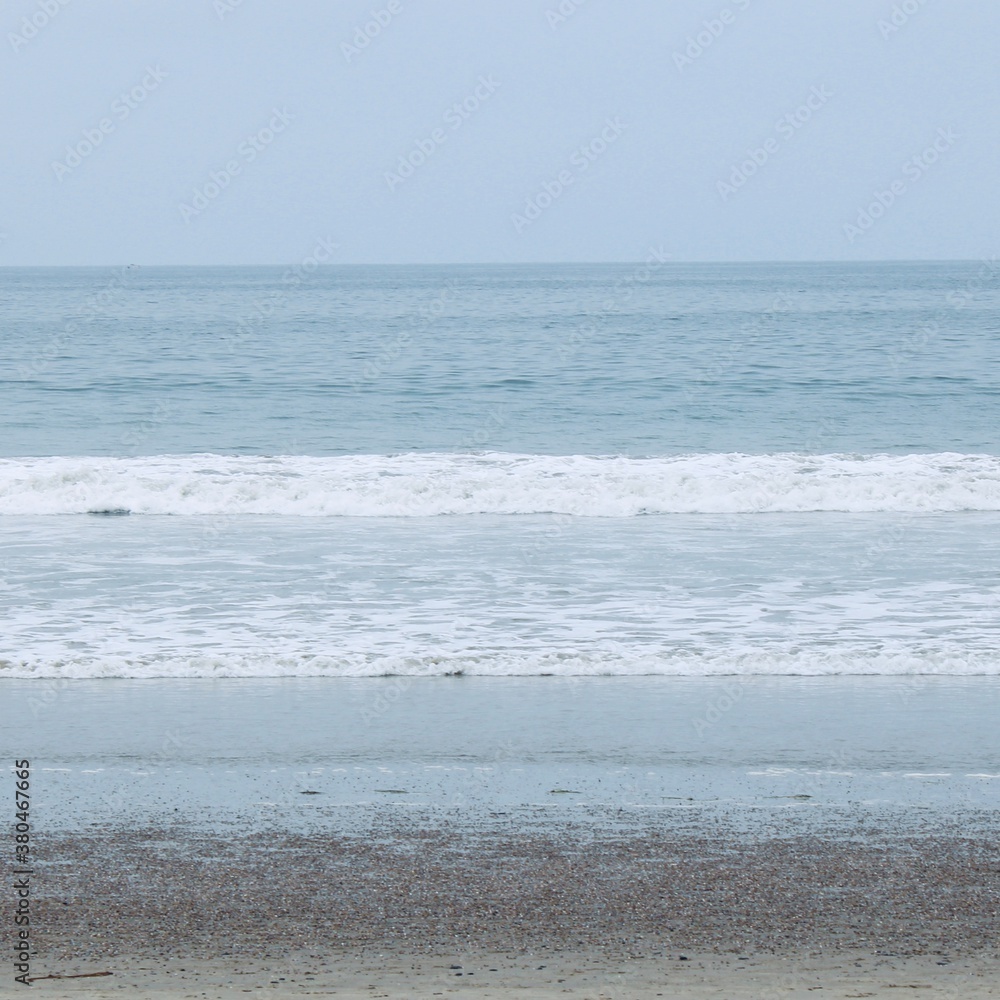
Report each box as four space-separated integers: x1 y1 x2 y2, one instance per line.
3 646 999 679
2 451 999 516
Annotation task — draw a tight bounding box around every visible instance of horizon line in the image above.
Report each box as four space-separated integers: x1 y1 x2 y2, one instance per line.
0 257 993 269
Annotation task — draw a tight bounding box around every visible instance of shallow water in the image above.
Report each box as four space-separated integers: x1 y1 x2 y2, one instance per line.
7 677 999 832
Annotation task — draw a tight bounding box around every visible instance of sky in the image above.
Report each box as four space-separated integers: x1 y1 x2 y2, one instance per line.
2 0 997 265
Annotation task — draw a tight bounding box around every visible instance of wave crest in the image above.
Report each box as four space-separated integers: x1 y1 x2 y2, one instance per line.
1 451 999 516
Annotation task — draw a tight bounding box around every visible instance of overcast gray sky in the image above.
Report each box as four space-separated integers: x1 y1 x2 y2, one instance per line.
3 0 997 264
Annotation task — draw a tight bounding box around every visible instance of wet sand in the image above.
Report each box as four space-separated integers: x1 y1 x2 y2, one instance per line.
14 950 1000 999
15 818 1000 999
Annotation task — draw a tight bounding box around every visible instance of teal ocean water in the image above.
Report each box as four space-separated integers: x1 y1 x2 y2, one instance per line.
2 261 999 677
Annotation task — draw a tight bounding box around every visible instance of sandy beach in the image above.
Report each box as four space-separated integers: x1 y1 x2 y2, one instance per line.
13 950 1000 999
12 817 999 999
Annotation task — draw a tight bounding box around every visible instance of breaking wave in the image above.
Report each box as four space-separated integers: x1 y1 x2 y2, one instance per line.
1 451 999 516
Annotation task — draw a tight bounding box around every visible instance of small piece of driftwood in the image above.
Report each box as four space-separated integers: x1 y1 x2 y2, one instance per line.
28 971 113 981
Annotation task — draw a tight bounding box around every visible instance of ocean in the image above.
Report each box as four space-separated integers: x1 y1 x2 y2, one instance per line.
2 260 999 680
4 258 1000 848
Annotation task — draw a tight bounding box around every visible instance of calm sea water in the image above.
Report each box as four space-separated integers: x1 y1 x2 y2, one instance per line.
7 677 1000 833
2 261 999 678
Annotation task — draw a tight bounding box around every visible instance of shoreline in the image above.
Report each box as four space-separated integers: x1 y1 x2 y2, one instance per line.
10 677 1000 996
